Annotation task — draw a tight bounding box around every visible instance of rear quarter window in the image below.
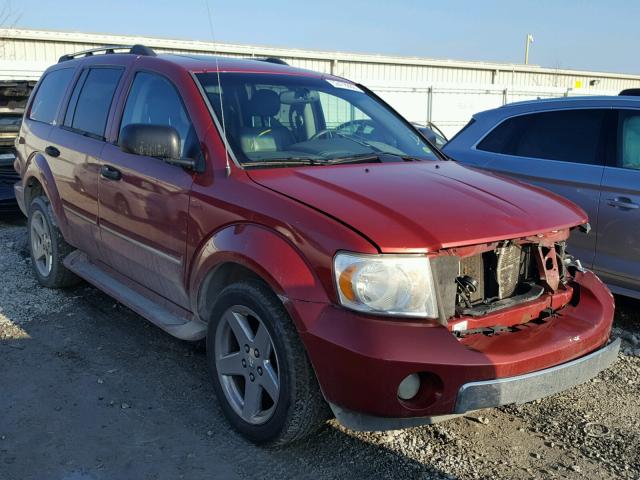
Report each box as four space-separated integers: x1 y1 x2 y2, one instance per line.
477 109 606 165
29 68 75 125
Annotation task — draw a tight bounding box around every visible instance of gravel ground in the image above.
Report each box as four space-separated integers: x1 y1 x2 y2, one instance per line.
1 214 639 480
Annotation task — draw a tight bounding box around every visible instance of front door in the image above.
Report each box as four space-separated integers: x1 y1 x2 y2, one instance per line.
98 71 199 308
594 109 640 294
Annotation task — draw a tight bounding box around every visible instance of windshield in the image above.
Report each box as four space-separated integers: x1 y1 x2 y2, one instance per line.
196 72 438 166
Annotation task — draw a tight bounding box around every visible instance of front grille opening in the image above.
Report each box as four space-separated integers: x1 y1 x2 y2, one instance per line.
454 241 561 318
454 308 556 338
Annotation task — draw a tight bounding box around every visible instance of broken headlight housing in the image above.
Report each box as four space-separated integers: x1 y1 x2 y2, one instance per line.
333 252 438 318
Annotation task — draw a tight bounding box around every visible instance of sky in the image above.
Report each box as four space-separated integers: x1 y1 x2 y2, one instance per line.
4 0 639 74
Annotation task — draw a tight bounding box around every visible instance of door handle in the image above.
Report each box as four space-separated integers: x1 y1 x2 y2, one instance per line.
18 136 25 145
45 145 60 157
100 165 122 181
607 197 640 210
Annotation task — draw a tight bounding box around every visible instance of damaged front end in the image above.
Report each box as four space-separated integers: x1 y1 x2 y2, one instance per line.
302 225 616 427
430 227 586 337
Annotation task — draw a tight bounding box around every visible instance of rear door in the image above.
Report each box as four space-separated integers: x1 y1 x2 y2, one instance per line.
97 71 197 308
475 108 608 267
47 66 124 259
20 67 76 202
593 108 640 293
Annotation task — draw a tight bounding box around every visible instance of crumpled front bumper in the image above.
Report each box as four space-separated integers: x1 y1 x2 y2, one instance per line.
454 336 620 413
295 270 616 431
328 337 620 431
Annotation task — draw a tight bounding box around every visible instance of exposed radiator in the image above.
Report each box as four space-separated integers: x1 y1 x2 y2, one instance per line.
458 243 526 305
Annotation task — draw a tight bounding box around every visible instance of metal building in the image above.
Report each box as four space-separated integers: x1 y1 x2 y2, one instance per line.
1 28 639 135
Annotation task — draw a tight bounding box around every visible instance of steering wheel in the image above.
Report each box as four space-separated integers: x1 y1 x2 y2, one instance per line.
309 128 337 141
336 119 377 136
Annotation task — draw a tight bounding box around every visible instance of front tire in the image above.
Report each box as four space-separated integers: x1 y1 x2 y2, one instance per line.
206 280 329 445
28 196 79 288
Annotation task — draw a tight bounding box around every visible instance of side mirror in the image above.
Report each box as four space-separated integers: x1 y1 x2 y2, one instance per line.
119 123 197 170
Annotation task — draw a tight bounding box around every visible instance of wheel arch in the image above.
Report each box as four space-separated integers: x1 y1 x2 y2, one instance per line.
197 261 266 322
190 223 331 332
23 174 45 207
23 153 69 234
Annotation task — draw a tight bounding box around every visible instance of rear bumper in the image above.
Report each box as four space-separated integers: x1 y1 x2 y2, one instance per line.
296 270 616 427
13 181 26 216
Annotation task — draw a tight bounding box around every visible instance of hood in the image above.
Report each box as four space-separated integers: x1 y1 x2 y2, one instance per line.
247 161 587 252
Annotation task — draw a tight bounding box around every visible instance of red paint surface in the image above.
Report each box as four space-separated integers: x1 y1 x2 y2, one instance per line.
247 162 587 253
16 54 614 420
300 271 613 417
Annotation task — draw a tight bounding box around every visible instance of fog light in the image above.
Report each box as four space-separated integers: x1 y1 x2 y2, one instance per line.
397 373 420 400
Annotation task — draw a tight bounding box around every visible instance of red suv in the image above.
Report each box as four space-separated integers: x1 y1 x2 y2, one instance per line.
14 45 619 445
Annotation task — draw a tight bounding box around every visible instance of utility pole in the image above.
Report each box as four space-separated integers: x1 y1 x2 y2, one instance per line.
524 34 534 65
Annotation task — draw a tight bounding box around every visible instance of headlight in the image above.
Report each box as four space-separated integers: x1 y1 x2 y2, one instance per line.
333 252 438 318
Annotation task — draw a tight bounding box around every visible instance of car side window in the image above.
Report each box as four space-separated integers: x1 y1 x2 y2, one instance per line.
120 72 197 158
477 109 606 165
64 67 124 139
28 68 75 125
618 111 640 170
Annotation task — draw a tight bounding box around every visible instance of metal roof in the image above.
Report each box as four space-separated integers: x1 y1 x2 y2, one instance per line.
161 54 323 76
501 95 640 108
2 27 640 81
48 49 330 77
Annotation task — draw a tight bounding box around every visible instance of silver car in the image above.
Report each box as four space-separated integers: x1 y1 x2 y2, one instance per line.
443 95 640 299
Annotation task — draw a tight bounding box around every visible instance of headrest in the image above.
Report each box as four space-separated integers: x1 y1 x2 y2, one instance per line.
625 115 640 134
249 89 280 117
280 88 319 105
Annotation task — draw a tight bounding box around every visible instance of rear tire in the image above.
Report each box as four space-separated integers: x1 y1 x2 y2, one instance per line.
206 279 329 445
28 196 80 288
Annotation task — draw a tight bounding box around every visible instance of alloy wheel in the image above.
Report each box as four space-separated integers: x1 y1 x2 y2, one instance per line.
30 210 53 277
215 305 280 425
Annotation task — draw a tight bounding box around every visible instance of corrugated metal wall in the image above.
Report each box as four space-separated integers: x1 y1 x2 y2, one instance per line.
1 28 639 135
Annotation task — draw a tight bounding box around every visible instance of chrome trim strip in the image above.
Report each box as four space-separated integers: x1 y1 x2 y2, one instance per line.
189 71 243 169
63 204 97 225
454 338 621 413
101 224 182 265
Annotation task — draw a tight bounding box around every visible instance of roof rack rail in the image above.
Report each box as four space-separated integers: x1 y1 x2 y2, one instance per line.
58 44 157 63
257 57 288 66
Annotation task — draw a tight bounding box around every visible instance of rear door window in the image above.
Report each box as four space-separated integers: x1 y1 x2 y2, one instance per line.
477 109 607 165
28 68 75 125
64 67 124 139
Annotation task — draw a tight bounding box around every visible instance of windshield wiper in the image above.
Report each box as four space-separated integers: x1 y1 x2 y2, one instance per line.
323 153 384 165
243 157 323 169
242 153 421 169
333 132 383 152
326 153 428 164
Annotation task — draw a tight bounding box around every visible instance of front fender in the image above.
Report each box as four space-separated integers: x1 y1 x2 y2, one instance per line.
189 223 330 330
